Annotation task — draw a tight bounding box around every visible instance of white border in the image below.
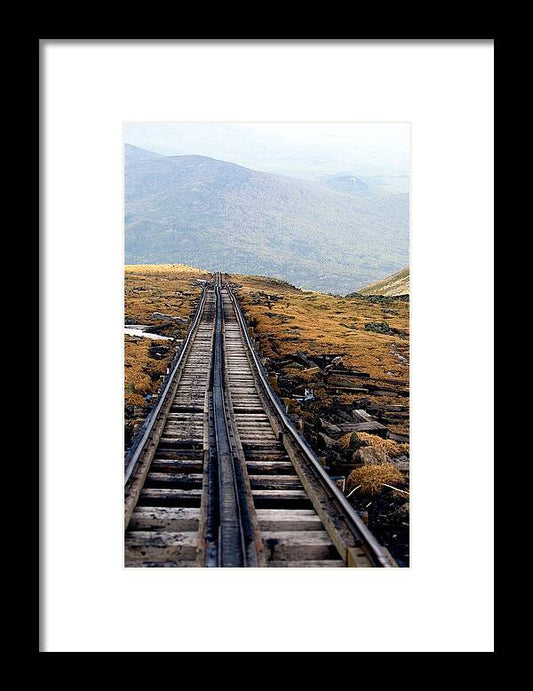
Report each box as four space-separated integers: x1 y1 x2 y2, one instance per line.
42 40 494 652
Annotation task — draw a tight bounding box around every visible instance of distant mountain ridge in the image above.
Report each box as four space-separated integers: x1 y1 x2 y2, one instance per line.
357 267 410 297
125 144 409 294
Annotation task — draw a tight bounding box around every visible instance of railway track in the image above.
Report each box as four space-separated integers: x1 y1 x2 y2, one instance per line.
125 274 396 567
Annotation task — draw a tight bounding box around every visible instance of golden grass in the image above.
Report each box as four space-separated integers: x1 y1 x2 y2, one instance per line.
123 266 409 449
356 432 409 458
347 463 405 497
231 272 409 438
125 264 209 326
124 264 210 409
339 433 353 449
124 336 167 406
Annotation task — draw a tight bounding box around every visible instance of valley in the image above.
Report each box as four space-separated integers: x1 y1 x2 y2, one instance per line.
125 145 409 295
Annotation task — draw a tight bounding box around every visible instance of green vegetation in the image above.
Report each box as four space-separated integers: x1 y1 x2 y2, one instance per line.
125 145 408 295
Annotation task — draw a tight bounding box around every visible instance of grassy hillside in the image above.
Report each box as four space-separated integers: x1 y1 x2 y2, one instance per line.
124 265 208 445
358 267 409 297
232 273 409 438
125 145 409 295
124 265 410 565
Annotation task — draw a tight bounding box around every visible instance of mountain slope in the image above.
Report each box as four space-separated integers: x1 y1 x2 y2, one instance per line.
125 145 409 294
358 267 410 297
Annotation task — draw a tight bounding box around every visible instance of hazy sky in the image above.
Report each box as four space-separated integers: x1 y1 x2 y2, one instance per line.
124 122 410 185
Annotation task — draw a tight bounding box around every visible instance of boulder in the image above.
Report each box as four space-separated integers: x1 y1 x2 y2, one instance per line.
352 446 390 465
318 432 338 450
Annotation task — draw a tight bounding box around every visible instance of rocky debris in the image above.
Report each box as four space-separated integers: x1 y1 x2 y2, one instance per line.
152 311 187 323
148 343 171 360
125 315 142 325
235 322 409 564
319 417 342 436
295 388 315 403
323 357 344 375
310 353 345 367
341 431 366 452
318 432 338 450
388 432 409 443
294 350 321 371
326 384 369 394
350 493 410 567
338 421 389 437
249 290 284 307
353 446 390 465
391 455 410 472
391 344 408 362
326 368 370 379
335 409 354 423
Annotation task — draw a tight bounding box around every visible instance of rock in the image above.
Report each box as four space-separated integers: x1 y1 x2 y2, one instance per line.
318 432 338 450
319 418 342 436
390 454 410 472
341 431 365 452
392 460 410 472
152 312 187 323
353 447 391 465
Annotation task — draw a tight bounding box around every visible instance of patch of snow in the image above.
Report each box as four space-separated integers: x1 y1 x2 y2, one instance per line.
124 328 173 341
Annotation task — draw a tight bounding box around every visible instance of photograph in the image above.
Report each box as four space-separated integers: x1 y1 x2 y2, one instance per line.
123 122 410 567
42 38 494 653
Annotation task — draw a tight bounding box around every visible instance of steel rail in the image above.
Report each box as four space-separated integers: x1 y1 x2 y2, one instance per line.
226 282 395 567
124 284 209 486
211 273 259 566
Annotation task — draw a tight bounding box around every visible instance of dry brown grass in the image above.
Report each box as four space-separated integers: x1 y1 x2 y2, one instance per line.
124 264 210 409
356 432 409 458
123 266 409 451
231 272 409 437
339 433 353 449
125 264 209 327
124 336 168 406
347 463 406 497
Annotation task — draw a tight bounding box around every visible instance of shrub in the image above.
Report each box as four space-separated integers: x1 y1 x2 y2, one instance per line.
364 321 394 334
356 432 409 458
347 463 405 497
